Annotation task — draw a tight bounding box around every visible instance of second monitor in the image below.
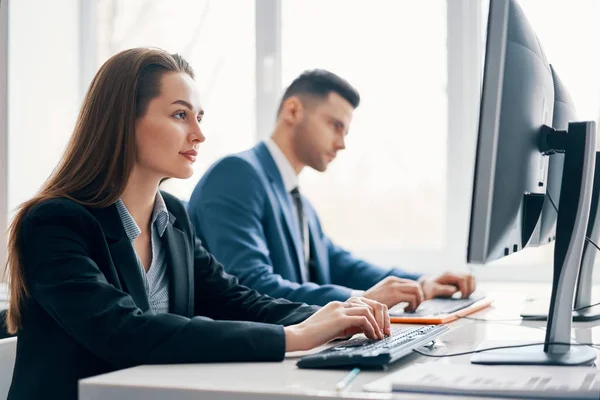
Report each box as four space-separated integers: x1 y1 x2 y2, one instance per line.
521 65 600 322
468 0 597 366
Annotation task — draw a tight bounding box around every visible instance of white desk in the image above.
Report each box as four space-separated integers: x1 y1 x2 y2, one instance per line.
79 283 600 399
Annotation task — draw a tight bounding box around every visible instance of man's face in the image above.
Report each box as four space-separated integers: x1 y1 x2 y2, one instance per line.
292 92 354 172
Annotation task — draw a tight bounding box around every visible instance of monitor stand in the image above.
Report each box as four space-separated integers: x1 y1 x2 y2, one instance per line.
472 121 598 366
520 151 600 322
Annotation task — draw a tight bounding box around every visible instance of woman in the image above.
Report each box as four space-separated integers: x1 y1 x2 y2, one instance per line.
4 48 390 400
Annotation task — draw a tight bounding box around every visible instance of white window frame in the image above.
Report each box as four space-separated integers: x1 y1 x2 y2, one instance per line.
255 0 281 141
1 0 9 282
445 0 482 266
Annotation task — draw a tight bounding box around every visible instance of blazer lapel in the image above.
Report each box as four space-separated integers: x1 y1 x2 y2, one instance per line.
255 143 306 282
90 205 150 312
162 214 193 317
108 240 151 312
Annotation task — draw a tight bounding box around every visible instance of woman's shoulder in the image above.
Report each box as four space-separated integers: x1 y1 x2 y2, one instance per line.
24 197 96 226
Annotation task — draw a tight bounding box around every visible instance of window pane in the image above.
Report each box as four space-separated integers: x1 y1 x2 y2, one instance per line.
8 0 80 213
519 0 600 124
282 0 447 253
95 0 256 200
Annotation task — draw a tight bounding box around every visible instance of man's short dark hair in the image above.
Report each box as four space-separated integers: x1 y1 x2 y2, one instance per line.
277 69 360 115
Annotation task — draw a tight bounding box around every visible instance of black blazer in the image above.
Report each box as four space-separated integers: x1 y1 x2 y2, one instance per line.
8 192 318 400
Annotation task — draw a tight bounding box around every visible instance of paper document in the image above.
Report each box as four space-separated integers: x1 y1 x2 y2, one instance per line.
363 363 600 399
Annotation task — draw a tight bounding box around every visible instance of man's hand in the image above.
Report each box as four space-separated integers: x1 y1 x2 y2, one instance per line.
363 276 424 310
419 272 476 300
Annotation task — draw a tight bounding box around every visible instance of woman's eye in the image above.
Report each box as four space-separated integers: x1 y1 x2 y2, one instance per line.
174 111 186 119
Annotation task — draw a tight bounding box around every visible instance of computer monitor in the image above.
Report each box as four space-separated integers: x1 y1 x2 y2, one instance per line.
574 152 600 318
468 0 597 365
521 65 600 322
558 57 600 320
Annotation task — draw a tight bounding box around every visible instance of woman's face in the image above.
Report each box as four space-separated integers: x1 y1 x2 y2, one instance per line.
134 71 205 180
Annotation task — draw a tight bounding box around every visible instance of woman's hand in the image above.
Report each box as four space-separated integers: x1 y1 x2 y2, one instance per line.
284 297 390 352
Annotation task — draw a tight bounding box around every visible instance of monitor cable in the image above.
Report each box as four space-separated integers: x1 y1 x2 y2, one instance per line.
547 192 600 252
414 341 600 358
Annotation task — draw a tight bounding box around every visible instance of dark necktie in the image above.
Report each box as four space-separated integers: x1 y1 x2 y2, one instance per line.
290 187 311 281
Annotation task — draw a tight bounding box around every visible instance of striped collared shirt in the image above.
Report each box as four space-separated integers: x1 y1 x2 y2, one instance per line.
115 193 170 314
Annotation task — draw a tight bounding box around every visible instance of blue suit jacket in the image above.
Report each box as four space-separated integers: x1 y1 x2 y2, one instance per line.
188 142 421 306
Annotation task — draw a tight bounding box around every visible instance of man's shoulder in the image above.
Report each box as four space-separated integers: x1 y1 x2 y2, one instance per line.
203 146 267 182
189 144 272 210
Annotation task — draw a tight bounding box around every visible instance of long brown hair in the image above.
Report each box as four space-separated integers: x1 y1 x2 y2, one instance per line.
4 48 194 334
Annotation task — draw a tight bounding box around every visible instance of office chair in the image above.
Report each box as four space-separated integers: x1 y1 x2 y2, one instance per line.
0 310 14 340
0 337 16 400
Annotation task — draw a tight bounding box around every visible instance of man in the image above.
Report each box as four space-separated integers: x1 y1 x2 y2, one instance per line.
188 69 475 309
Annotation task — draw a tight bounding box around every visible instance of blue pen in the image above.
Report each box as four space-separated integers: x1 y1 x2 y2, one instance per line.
335 367 361 392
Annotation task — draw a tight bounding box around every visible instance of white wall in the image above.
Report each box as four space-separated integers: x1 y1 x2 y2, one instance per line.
8 0 80 213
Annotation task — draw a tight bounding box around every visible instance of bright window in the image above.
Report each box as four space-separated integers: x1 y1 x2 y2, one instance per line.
95 0 257 200
281 0 448 254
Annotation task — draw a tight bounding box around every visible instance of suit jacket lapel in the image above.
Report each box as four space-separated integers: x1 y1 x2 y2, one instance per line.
162 214 193 317
89 205 150 312
108 239 151 312
255 143 306 282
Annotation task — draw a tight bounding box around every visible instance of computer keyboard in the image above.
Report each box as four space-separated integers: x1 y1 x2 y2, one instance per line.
296 325 449 369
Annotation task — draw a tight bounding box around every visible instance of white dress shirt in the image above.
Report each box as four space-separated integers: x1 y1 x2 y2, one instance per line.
115 193 171 314
264 138 298 192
